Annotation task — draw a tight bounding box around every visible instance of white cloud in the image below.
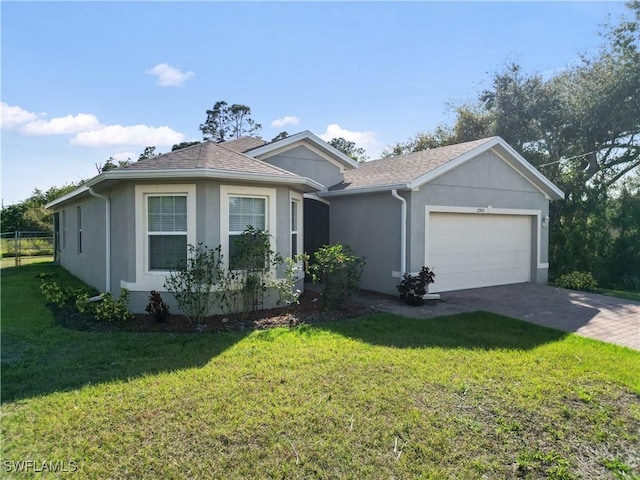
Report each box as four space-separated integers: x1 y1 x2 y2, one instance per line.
111 151 136 162
0 102 38 128
271 115 300 128
317 123 383 158
21 113 101 135
146 63 195 87
2 101 187 148
72 124 185 147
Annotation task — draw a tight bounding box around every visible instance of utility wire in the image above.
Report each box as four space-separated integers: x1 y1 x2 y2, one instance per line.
539 149 600 167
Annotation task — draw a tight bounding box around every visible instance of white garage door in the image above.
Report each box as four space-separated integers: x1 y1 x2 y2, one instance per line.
427 213 531 293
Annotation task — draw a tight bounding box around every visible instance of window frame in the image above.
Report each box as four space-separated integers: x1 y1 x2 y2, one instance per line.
290 192 303 258
134 184 196 289
220 185 277 271
61 209 67 250
77 205 83 255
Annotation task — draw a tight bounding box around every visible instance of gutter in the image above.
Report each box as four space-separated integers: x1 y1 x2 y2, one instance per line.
391 189 407 276
88 187 111 292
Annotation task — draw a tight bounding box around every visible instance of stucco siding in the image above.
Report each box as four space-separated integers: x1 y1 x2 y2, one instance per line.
261 146 344 188
329 192 402 295
109 183 136 292
57 195 107 292
409 150 551 285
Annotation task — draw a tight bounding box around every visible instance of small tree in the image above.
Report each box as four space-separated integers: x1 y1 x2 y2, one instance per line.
164 243 225 324
224 227 275 317
275 254 308 310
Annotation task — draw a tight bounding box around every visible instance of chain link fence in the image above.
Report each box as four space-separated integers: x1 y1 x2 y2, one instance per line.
1 231 55 267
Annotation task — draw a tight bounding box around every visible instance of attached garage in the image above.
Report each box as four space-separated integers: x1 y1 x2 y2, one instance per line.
426 211 532 292
324 136 564 296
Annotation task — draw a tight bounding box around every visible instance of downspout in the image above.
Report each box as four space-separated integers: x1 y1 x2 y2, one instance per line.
88 187 111 292
391 189 407 276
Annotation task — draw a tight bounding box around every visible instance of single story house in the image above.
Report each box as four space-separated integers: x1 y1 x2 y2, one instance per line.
46 132 564 313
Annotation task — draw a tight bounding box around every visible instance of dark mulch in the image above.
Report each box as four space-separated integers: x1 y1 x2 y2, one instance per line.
52 290 376 334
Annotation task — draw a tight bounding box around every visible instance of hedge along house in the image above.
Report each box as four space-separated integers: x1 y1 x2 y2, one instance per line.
46 133 563 313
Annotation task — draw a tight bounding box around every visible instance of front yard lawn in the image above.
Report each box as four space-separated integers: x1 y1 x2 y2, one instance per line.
2 264 639 479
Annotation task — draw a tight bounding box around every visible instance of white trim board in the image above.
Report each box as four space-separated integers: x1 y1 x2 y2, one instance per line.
133 184 197 291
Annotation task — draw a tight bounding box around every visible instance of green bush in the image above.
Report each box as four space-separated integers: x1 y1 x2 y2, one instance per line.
556 271 598 291
94 290 134 322
40 275 132 322
76 289 133 322
311 243 365 310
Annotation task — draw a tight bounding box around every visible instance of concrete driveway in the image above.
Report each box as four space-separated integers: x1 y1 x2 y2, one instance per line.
356 283 640 350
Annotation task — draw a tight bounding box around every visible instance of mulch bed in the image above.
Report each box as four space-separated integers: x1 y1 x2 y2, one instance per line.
53 289 376 334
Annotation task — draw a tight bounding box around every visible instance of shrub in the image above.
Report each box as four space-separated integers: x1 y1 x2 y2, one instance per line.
75 289 133 322
275 254 308 309
40 279 72 308
164 243 225 324
556 271 598 291
311 243 365 310
93 289 133 322
40 277 93 310
397 267 436 306
145 290 170 322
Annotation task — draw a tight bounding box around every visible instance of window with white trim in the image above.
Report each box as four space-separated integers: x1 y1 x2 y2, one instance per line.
220 185 277 271
228 196 266 268
147 195 188 270
77 206 83 254
134 185 196 286
61 210 67 250
291 198 300 257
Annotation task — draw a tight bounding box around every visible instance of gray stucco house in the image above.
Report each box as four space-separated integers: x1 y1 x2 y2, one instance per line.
46 132 563 313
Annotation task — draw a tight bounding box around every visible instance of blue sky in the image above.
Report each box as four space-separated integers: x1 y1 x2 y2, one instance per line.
1 1 630 206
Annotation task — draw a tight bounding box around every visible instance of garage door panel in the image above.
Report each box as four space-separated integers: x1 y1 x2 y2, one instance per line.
428 213 531 292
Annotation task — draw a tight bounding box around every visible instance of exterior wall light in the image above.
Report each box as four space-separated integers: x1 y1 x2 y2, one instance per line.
542 215 550 228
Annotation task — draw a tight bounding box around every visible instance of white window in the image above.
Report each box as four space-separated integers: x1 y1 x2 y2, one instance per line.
290 192 303 258
147 195 187 271
61 210 67 250
220 185 277 270
132 184 196 289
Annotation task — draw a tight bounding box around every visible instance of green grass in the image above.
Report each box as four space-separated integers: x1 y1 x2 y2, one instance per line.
2 265 639 479
594 288 640 302
0 256 53 269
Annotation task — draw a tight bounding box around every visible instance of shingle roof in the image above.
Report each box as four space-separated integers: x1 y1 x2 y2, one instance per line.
329 137 498 191
121 141 297 177
219 137 267 153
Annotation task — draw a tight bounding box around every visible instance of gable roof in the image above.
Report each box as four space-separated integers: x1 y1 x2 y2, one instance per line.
324 136 564 200
219 136 267 153
46 141 322 209
247 130 359 171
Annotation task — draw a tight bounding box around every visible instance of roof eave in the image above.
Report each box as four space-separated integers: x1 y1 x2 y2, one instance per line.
46 168 322 209
319 182 410 197
45 185 91 209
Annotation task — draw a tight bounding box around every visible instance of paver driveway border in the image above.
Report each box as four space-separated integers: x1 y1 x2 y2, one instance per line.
355 283 640 350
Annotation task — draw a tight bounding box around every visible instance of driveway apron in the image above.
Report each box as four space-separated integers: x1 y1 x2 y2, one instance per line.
355 283 640 350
